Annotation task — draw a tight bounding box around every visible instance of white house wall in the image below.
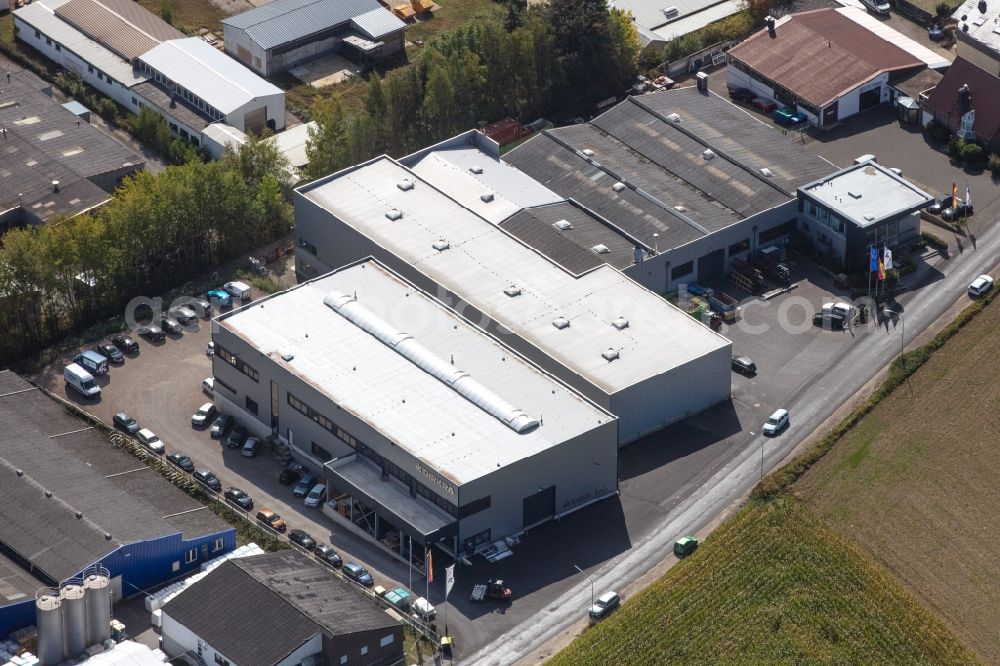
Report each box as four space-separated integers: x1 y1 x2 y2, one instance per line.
227 91 286 132
13 17 141 113
222 25 268 75
161 609 321 666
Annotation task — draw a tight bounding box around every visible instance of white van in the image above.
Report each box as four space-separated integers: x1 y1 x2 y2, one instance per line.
74 350 108 376
64 363 100 399
224 281 252 301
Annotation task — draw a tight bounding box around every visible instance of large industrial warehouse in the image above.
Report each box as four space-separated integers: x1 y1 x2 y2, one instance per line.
212 259 618 562
0 371 235 638
294 157 732 445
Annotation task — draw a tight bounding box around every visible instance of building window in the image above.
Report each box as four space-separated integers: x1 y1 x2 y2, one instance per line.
298 238 318 256
311 441 332 462
671 261 694 280
45 37 51 45
214 654 229 666
35 30 41 39
217 344 259 382
131 96 138 106
55 43 60 51
214 376 236 395
359 647 368 656
288 392 343 439
728 239 750 256
379 635 394 648
246 396 259 416
459 495 491 519
212 537 224 552
759 220 797 244
185 549 197 564
172 561 180 572
339 657 347 665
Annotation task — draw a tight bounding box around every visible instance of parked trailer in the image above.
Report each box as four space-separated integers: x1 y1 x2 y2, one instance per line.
707 291 741 323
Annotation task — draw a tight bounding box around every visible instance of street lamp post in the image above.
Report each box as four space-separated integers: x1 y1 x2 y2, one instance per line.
884 309 904 365
574 564 593 609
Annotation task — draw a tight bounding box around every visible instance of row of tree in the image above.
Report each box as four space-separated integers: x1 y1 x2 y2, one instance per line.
305 0 641 178
0 137 291 368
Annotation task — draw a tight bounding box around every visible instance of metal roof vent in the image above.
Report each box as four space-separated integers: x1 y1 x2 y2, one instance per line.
503 285 522 297
397 179 414 191
702 149 716 160
602 348 620 362
581 148 595 157
612 182 626 192
432 239 450 251
469 166 484 174
759 168 773 178
591 244 610 254
864 214 875 221
553 219 573 231
552 316 570 330
848 191 862 199
385 209 403 221
674 204 687 212
480 192 495 203
667 113 681 123
611 316 629 330
280 351 295 362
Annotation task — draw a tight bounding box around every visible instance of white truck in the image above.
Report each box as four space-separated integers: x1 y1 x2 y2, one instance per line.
224 280 252 301
64 363 100 399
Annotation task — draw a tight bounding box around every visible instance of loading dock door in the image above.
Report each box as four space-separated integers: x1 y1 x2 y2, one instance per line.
698 248 725 284
859 86 881 111
522 485 556 529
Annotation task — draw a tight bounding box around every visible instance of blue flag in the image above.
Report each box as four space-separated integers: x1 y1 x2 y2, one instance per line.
870 247 878 272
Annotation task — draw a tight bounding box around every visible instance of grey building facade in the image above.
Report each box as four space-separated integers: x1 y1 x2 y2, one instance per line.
211 260 619 561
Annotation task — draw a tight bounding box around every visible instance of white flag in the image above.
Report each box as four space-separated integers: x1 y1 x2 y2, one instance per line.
445 564 455 600
883 247 893 271
966 185 972 209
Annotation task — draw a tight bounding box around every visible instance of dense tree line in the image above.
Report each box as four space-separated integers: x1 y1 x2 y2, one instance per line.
305 0 641 178
0 137 291 367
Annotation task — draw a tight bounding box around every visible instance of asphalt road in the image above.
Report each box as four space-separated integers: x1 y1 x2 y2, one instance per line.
464 226 1000 662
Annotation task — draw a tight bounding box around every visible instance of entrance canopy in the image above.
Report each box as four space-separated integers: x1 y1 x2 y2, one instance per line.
326 456 457 544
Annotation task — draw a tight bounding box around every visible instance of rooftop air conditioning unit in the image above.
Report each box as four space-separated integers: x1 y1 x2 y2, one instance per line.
662 6 679 19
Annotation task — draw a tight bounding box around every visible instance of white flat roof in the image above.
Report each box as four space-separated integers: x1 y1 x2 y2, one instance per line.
139 38 283 114
15 0 149 88
219 260 613 485
298 157 730 395
652 0 742 42
273 121 316 169
404 142 562 223
801 161 932 228
836 7 951 70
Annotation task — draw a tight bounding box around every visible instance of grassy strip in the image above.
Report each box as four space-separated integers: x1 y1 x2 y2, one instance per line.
755 285 998 500
549 497 977 665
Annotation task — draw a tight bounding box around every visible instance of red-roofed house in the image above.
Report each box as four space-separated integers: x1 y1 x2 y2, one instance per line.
922 57 1000 152
726 7 946 128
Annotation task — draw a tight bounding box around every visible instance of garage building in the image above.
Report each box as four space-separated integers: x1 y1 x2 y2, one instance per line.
221 0 406 77
726 8 949 128
294 155 732 445
212 259 619 561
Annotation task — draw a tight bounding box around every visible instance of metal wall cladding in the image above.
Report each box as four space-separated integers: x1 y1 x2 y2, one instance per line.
0 600 38 643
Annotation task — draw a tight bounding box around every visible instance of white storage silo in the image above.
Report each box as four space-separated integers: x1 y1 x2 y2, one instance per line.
84 570 112 646
35 589 63 666
61 583 87 657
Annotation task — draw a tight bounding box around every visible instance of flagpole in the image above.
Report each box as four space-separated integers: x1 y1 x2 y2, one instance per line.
425 546 430 606
408 537 412 591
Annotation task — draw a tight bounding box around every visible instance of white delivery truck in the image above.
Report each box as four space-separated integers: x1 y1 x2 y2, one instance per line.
64 363 101 399
224 281 252 301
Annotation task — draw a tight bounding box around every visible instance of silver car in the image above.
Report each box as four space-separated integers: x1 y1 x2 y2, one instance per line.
136 428 165 454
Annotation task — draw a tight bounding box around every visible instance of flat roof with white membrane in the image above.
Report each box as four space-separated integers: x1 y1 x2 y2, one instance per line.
219 260 613 485
298 157 731 395
800 161 932 227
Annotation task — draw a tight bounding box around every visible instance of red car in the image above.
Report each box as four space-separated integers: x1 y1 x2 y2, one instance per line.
752 97 777 113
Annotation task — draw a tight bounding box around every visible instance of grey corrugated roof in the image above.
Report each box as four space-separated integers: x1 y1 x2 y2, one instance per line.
350 7 407 39
130 81 212 131
222 0 389 50
54 0 184 60
500 202 639 274
163 551 400 666
0 371 231 582
0 70 143 221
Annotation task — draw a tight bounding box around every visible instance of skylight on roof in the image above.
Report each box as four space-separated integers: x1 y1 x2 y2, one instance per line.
612 182 626 192
591 244 610 254
552 316 570 329
385 209 403 221
553 219 573 231
397 179 414 191
481 193 495 203
602 348 620 362
702 149 716 160
469 166 484 174
759 168 773 178
582 148 595 157
611 316 629 330
432 239 450 251
504 285 522 297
